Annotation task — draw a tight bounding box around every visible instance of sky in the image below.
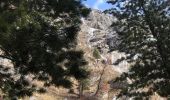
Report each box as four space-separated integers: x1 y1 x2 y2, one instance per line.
83 0 112 11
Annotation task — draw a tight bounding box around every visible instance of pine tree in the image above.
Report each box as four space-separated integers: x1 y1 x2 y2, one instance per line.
107 0 170 98
0 0 90 98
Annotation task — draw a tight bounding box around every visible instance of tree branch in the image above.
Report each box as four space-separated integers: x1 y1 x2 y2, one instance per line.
140 0 170 74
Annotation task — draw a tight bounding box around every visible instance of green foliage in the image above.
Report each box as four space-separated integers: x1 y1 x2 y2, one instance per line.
78 78 90 97
93 48 101 59
81 79 90 90
81 8 91 17
0 0 90 98
107 0 170 98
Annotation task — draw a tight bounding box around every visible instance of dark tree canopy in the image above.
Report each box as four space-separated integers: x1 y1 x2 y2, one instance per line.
107 0 170 99
0 0 90 98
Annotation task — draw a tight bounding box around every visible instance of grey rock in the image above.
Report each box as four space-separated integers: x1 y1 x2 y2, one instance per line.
81 9 119 52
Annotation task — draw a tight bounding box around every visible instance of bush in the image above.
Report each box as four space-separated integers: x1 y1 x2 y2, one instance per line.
93 48 101 59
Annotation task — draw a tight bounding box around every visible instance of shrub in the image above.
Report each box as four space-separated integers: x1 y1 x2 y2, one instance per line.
93 48 101 59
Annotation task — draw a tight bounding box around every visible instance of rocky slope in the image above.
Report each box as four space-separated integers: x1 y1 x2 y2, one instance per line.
76 9 131 100
77 9 165 100
79 9 130 74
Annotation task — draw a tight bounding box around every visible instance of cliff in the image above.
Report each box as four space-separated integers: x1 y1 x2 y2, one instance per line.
79 9 129 74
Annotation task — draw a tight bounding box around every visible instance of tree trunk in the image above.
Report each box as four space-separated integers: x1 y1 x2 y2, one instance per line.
79 82 83 98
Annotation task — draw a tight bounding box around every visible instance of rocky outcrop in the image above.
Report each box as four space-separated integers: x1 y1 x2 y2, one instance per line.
85 9 115 30
80 9 129 74
77 9 130 100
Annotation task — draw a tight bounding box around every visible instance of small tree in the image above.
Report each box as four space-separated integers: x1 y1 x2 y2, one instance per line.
93 48 101 59
78 78 90 98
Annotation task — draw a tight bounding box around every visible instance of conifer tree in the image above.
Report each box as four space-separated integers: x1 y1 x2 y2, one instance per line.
107 0 170 98
0 0 90 98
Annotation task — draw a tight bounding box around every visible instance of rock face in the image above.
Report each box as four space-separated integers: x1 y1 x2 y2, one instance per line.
85 10 115 30
80 9 129 74
78 9 130 100
81 9 119 51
